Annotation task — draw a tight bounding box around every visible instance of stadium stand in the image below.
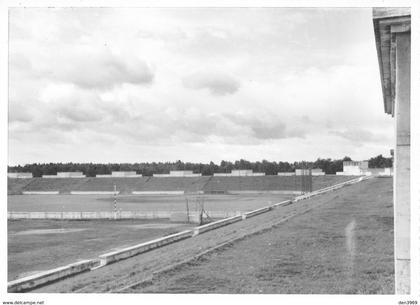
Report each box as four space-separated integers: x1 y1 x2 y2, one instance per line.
72 177 151 194
7 178 35 195
8 175 356 195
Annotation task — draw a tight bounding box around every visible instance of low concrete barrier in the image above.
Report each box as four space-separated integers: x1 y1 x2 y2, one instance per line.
242 206 272 219
293 177 368 202
271 200 293 208
8 259 98 292
98 230 193 266
70 191 120 195
206 211 242 218
228 190 301 195
21 191 59 195
8 212 49 219
193 215 243 236
131 191 185 195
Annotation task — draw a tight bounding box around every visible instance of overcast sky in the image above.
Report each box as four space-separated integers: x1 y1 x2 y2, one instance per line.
8 8 393 165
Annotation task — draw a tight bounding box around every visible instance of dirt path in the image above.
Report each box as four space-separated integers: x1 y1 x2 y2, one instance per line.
33 177 392 293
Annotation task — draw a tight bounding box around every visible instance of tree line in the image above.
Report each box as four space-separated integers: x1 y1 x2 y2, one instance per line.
7 155 392 177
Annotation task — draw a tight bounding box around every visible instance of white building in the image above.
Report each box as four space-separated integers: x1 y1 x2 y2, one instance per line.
96 171 143 178
43 172 86 178
153 170 202 177
336 161 393 177
365 167 393 177
8 172 33 178
295 168 325 176
336 161 369 176
214 170 265 177
277 172 295 176
311 168 326 176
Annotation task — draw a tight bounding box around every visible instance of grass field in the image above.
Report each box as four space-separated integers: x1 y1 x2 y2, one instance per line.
7 219 194 281
7 193 293 213
7 175 367 288
7 192 293 281
30 177 393 293
137 177 394 294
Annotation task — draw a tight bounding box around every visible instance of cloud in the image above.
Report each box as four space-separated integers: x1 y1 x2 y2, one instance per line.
330 129 390 144
9 102 33 123
57 51 155 89
223 112 306 140
7 8 394 165
10 44 154 90
183 71 240 96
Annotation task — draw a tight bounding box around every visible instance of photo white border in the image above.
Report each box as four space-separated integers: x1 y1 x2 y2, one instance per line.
0 1 418 304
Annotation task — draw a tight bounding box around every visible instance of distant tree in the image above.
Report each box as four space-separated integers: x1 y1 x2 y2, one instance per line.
368 154 393 168
6 154 390 176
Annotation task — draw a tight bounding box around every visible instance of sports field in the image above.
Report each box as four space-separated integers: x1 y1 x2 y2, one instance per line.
7 193 293 213
30 177 394 294
7 175 362 286
8 219 194 281
7 192 293 281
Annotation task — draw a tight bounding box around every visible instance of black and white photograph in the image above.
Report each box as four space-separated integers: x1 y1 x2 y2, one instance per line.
1 1 419 303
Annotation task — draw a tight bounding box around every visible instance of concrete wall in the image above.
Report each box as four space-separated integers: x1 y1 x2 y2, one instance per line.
192 215 243 236
227 190 301 195
242 206 271 219
70 191 119 195
21 191 59 195
98 230 193 266
131 190 184 195
8 259 98 292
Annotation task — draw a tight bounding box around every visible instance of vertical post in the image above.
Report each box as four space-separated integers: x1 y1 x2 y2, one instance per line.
185 197 190 223
113 184 117 220
309 168 312 193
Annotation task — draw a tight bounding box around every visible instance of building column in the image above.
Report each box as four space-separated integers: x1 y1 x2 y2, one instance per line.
373 8 411 294
394 31 410 294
